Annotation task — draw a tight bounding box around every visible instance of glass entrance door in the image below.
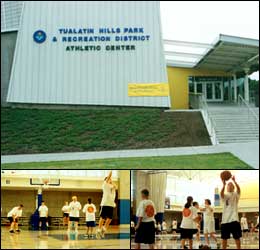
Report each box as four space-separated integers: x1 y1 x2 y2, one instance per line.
214 82 223 101
206 83 213 100
196 82 223 102
204 82 223 102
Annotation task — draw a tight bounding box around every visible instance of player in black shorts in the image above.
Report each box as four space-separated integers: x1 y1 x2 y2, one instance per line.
220 175 242 249
7 204 24 233
96 171 117 239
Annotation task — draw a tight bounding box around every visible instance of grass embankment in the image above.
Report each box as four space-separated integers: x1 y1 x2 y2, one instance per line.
1 107 210 155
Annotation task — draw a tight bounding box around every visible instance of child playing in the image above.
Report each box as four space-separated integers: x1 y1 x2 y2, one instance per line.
172 218 178 240
180 196 201 249
240 213 249 241
82 198 97 238
220 175 242 249
96 171 117 239
38 201 49 230
68 196 82 233
135 189 156 249
200 199 219 248
7 204 23 233
62 201 70 228
193 202 201 244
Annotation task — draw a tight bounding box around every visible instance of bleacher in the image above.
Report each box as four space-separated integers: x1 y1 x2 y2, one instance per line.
1 215 102 229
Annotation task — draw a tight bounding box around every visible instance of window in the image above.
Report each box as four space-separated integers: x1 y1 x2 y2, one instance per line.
2 170 118 178
188 77 194 93
1 1 23 32
166 176 215 206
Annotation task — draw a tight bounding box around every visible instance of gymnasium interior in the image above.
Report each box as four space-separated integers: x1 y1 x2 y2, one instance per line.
131 170 259 249
1 170 130 249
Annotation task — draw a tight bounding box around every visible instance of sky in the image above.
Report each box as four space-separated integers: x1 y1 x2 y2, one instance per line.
160 1 259 80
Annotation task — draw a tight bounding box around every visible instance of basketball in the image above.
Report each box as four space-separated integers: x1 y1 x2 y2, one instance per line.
220 170 232 181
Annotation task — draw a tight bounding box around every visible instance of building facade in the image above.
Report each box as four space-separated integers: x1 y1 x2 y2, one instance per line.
1 1 259 109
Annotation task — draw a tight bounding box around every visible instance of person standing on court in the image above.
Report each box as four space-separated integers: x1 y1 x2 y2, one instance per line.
7 204 23 233
134 189 156 249
220 175 242 249
68 196 82 233
240 213 249 241
96 170 117 239
82 198 97 238
180 196 201 249
38 201 49 230
200 199 219 248
62 201 70 228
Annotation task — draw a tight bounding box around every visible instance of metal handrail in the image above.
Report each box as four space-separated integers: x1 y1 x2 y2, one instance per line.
238 94 259 122
199 94 218 144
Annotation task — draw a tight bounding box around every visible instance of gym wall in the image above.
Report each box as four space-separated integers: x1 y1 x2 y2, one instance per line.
1 189 118 219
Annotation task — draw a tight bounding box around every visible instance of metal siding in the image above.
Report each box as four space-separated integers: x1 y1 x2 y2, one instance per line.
7 1 169 107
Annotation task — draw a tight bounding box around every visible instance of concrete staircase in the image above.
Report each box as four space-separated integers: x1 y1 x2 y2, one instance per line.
208 104 259 144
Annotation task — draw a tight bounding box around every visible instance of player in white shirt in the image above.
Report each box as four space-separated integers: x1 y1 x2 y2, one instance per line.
172 218 178 239
220 175 242 249
193 201 201 243
135 189 156 249
180 196 201 249
240 213 249 240
200 199 218 247
162 220 167 234
82 198 96 238
38 201 49 229
7 204 23 233
68 196 82 232
62 201 70 228
96 171 116 239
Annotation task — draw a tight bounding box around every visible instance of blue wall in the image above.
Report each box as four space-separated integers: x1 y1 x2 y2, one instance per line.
119 199 130 224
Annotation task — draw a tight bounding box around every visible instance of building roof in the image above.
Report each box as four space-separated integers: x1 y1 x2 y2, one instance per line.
195 34 259 75
164 34 259 75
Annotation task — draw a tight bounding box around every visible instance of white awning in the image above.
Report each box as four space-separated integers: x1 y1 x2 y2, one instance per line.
195 34 259 74
164 34 259 75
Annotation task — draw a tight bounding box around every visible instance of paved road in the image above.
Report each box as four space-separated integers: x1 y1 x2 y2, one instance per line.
1 141 259 169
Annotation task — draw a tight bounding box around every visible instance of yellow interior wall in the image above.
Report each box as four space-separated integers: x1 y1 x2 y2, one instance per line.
167 67 232 109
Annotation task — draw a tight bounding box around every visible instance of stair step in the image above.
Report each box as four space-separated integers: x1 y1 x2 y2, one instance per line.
204 106 259 144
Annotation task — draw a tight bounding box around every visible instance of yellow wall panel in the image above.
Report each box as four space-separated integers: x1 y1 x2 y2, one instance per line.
167 67 232 109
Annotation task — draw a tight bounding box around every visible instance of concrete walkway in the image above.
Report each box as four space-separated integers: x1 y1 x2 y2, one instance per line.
1 141 259 169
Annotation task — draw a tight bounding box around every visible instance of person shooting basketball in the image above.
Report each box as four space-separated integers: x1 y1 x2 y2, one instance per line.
96 171 117 239
220 171 242 249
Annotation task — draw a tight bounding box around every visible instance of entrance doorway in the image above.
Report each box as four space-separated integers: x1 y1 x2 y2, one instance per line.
195 81 224 102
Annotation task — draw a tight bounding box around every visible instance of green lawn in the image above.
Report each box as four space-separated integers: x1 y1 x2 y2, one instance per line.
1 153 253 169
1 107 211 155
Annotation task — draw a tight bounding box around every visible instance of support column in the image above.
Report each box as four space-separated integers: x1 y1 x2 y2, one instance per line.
244 68 250 102
233 74 237 102
31 187 42 230
118 171 130 229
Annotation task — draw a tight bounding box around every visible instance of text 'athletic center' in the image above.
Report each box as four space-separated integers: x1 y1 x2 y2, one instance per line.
1 1 259 112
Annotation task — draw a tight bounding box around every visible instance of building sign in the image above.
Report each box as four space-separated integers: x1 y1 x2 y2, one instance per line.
34 26 151 52
8 1 169 107
128 83 169 96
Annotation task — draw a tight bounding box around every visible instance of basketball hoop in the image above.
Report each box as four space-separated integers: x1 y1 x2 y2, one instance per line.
41 177 50 189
